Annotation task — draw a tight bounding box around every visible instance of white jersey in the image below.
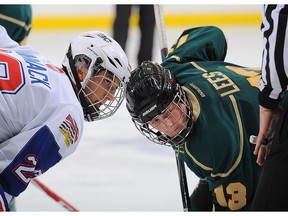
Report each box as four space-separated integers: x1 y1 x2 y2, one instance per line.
0 25 84 210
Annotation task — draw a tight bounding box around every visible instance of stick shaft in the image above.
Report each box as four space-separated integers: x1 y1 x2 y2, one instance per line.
153 4 191 212
154 4 168 59
175 153 191 211
31 178 79 211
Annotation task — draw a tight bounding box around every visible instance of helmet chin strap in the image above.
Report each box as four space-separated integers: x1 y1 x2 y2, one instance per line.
65 44 99 121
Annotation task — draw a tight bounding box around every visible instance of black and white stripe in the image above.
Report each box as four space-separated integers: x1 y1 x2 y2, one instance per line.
260 5 288 108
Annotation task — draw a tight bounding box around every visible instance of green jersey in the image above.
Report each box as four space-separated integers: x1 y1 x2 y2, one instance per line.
0 5 32 44
161 26 263 211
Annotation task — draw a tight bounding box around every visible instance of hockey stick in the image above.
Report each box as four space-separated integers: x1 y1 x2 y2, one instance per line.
31 178 79 211
153 4 191 212
154 5 168 61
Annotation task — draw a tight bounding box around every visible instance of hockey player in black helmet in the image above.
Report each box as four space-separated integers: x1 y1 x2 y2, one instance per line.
126 61 194 146
125 26 288 211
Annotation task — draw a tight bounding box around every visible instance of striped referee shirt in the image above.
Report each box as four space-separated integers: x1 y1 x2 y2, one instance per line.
259 5 288 109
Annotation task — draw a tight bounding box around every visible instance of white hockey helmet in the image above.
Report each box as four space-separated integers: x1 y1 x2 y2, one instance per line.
62 30 131 122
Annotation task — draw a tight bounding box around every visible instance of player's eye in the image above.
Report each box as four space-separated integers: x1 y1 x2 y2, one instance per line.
104 78 111 85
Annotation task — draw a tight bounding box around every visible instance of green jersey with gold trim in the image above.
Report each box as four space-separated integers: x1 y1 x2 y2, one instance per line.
0 5 32 44
162 26 265 211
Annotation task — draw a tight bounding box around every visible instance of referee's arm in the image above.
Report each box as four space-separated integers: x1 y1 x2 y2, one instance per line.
259 4 288 110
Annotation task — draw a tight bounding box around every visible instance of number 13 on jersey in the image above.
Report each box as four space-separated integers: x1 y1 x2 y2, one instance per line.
214 182 247 210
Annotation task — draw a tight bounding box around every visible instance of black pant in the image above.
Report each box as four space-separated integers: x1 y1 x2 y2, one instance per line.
189 179 213 211
251 106 288 210
113 5 155 65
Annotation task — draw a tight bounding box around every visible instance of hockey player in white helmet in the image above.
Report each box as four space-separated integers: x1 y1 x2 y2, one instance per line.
62 30 131 121
0 25 131 211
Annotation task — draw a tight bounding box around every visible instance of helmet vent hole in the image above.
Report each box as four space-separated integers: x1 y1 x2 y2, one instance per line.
108 57 117 68
114 58 122 67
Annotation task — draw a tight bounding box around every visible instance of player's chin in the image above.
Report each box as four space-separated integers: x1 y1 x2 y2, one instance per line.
169 126 183 138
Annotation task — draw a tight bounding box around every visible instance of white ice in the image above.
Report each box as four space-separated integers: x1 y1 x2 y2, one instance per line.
14 23 262 212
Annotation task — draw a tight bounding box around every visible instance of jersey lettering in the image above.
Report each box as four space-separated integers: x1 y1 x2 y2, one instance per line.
202 71 240 97
17 52 51 88
28 66 50 88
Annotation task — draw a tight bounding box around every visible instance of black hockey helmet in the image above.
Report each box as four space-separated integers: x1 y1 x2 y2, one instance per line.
126 61 179 123
125 61 194 146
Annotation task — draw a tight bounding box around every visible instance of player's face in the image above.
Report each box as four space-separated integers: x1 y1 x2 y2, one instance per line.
84 69 120 108
149 100 188 138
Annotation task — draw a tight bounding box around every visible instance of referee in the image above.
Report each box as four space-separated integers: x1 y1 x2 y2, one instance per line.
252 5 288 210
